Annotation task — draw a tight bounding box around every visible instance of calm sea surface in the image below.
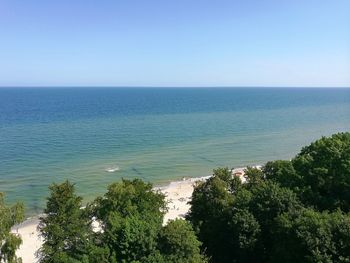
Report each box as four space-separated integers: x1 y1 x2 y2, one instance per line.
0 88 349 215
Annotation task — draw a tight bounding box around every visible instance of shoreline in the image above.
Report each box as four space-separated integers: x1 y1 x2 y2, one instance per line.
12 167 250 263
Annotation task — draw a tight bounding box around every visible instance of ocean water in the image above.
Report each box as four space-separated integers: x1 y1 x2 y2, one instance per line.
0 87 349 215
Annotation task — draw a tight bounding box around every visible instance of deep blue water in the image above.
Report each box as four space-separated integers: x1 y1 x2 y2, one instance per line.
0 88 349 215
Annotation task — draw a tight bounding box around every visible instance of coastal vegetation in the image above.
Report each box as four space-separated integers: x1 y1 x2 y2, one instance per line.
38 181 92 263
188 132 350 262
1 132 350 262
38 179 206 263
0 193 24 263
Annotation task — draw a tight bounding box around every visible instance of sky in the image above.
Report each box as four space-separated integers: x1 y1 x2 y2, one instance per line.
0 0 349 87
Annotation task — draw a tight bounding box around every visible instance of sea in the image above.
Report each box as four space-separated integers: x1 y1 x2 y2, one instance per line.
0 87 349 216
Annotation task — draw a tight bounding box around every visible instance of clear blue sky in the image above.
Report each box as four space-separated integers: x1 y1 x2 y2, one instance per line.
0 0 349 87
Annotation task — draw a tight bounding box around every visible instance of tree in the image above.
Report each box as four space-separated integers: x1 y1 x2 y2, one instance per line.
272 208 350 262
247 181 301 229
37 179 206 262
244 166 265 188
246 181 302 261
38 181 92 263
212 167 232 183
92 179 166 262
92 179 206 262
292 132 350 211
0 193 24 263
158 219 207 263
263 160 301 190
188 170 302 262
94 179 166 225
225 208 260 262
103 212 160 262
188 133 350 262
187 174 234 262
188 176 233 227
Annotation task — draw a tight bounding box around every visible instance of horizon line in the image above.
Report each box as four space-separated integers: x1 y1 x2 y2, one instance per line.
0 86 349 89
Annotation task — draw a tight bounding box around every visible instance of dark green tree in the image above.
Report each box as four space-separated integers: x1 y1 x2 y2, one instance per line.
0 193 24 263
244 166 265 188
263 160 301 190
229 175 243 194
94 179 166 225
272 208 350 262
212 167 232 183
187 174 234 262
189 170 301 262
38 179 205 262
38 181 92 263
158 219 207 263
247 181 301 229
188 133 350 262
92 179 206 262
246 181 301 260
225 208 261 262
92 179 166 262
292 132 350 211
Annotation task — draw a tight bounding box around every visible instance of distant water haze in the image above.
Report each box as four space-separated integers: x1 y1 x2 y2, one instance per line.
0 87 349 215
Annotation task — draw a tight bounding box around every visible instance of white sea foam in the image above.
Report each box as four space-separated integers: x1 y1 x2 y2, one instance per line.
105 166 120 173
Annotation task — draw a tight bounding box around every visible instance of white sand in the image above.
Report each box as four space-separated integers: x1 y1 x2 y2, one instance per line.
12 167 248 263
160 175 212 224
11 218 43 263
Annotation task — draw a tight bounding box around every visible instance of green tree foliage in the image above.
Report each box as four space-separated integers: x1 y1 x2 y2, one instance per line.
187 171 234 262
37 179 206 262
264 133 350 212
247 181 301 228
188 132 350 262
0 193 24 263
293 132 350 211
246 181 301 260
16 132 350 262
158 219 207 263
244 166 265 188
225 208 260 262
273 209 350 262
94 179 166 225
212 167 232 183
188 171 300 262
91 179 206 263
92 179 165 262
38 181 92 263
263 160 301 190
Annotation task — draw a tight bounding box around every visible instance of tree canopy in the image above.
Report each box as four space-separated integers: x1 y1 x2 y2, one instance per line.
293 132 350 211
0 193 24 263
38 180 92 263
37 179 206 263
188 132 350 262
4 132 350 262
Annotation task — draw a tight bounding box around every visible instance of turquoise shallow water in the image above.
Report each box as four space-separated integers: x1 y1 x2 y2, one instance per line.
0 88 349 215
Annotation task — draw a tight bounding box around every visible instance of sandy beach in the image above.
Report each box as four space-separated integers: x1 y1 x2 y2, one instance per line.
12 168 247 263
